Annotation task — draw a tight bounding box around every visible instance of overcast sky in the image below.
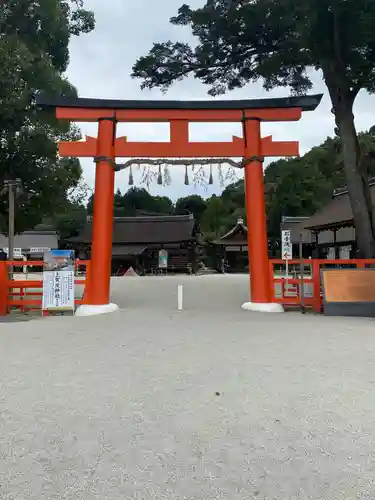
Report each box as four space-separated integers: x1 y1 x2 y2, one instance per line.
66 0 375 201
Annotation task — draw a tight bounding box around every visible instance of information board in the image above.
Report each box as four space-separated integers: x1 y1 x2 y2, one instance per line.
322 268 375 317
42 270 75 311
158 249 168 269
42 250 75 312
30 247 51 254
3 247 23 258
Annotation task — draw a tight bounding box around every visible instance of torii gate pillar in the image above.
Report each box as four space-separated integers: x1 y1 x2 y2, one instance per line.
77 117 119 316
242 118 280 312
87 117 118 313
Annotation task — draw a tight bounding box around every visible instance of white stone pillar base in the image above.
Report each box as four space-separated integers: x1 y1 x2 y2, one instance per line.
241 302 284 313
75 303 119 317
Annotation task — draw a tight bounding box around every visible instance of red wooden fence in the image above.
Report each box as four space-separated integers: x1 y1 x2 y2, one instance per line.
1 258 374 316
269 259 375 313
0 260 91 316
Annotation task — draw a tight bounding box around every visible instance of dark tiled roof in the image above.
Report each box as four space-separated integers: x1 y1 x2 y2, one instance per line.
281 216 311 224
70 214 196 244
112 245 146 256
213 219 248 246
301 183 375 232
303 197 353 231
0 231 58 249
33 222 56 231
135 209 172 216
281 218 355 244
36 94 323 112
280 218 312 244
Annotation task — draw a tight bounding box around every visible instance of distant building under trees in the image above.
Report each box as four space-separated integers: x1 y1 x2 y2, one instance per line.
0 227 58 259
69 213 200 275
281 180 375 259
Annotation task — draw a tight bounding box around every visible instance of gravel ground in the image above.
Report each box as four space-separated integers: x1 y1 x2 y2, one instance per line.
1 275 375 499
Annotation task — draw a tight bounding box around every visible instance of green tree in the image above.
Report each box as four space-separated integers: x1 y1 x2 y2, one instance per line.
152 195 174 214
265 157 329 239
200 195 230 240
117 187 173 215
53 179 90 243
221 181 245 211
54 202 88 244
0 0 95 232
132 0 375 257
88 187 173 216
198 128 375 242
265 130 375 238
174 194 207 224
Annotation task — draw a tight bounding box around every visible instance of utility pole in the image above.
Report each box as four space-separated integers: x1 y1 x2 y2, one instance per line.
3 179 22 279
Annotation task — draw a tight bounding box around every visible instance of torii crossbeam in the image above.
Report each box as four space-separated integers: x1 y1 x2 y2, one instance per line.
37 94 322 315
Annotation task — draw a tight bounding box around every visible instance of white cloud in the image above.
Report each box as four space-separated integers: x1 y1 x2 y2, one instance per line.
66 0 375 201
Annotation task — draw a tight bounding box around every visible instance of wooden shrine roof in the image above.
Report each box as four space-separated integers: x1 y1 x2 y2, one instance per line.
301 181 375 232
36 94 323 112
0 229 59 258
281 216 355 245
70 214 196 245
213 219 248 247
280 217 313 244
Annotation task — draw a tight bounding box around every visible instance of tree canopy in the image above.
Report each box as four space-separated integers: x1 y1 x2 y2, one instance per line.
0 0 95 233
265 130 375 238
87 187 174 217
175 195 207 226
132 0 375 256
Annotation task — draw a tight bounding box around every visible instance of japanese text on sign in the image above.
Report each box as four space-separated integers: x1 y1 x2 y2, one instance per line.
42 270 75 311
281 230 293 260
42 249 75 311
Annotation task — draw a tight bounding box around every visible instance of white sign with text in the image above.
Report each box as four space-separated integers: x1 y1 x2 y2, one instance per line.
281 230 293 260
42 270 75 311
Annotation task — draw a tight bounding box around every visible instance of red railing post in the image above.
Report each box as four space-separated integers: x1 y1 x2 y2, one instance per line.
0 261 8 315
312 259 321 313
20 286 25 313
268 260 275 301
83 261 91 304
281 278 286 298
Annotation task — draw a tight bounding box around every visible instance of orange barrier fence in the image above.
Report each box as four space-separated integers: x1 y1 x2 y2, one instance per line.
0 260 91 316
269 259 375 313
2 258 374 316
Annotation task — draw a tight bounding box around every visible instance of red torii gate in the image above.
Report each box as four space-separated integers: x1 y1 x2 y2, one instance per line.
37 94 322 315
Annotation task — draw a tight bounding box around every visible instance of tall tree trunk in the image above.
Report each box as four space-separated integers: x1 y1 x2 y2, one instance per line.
332 98 375 257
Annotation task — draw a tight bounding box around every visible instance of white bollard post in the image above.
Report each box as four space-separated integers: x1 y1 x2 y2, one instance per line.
177 284 183 310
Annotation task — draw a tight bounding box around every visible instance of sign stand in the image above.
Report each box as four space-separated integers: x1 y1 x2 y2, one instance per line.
281 230 292 296
299 233 305 314
158 249 168 276
42 250 75 315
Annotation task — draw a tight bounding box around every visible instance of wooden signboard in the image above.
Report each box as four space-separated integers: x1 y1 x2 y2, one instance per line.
322 268 375 317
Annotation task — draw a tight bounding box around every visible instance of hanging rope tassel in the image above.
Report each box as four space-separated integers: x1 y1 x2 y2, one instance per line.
209 164 213 185
184 165 190 185
128 165 134 185
157 164 163 185
164 164 171 185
